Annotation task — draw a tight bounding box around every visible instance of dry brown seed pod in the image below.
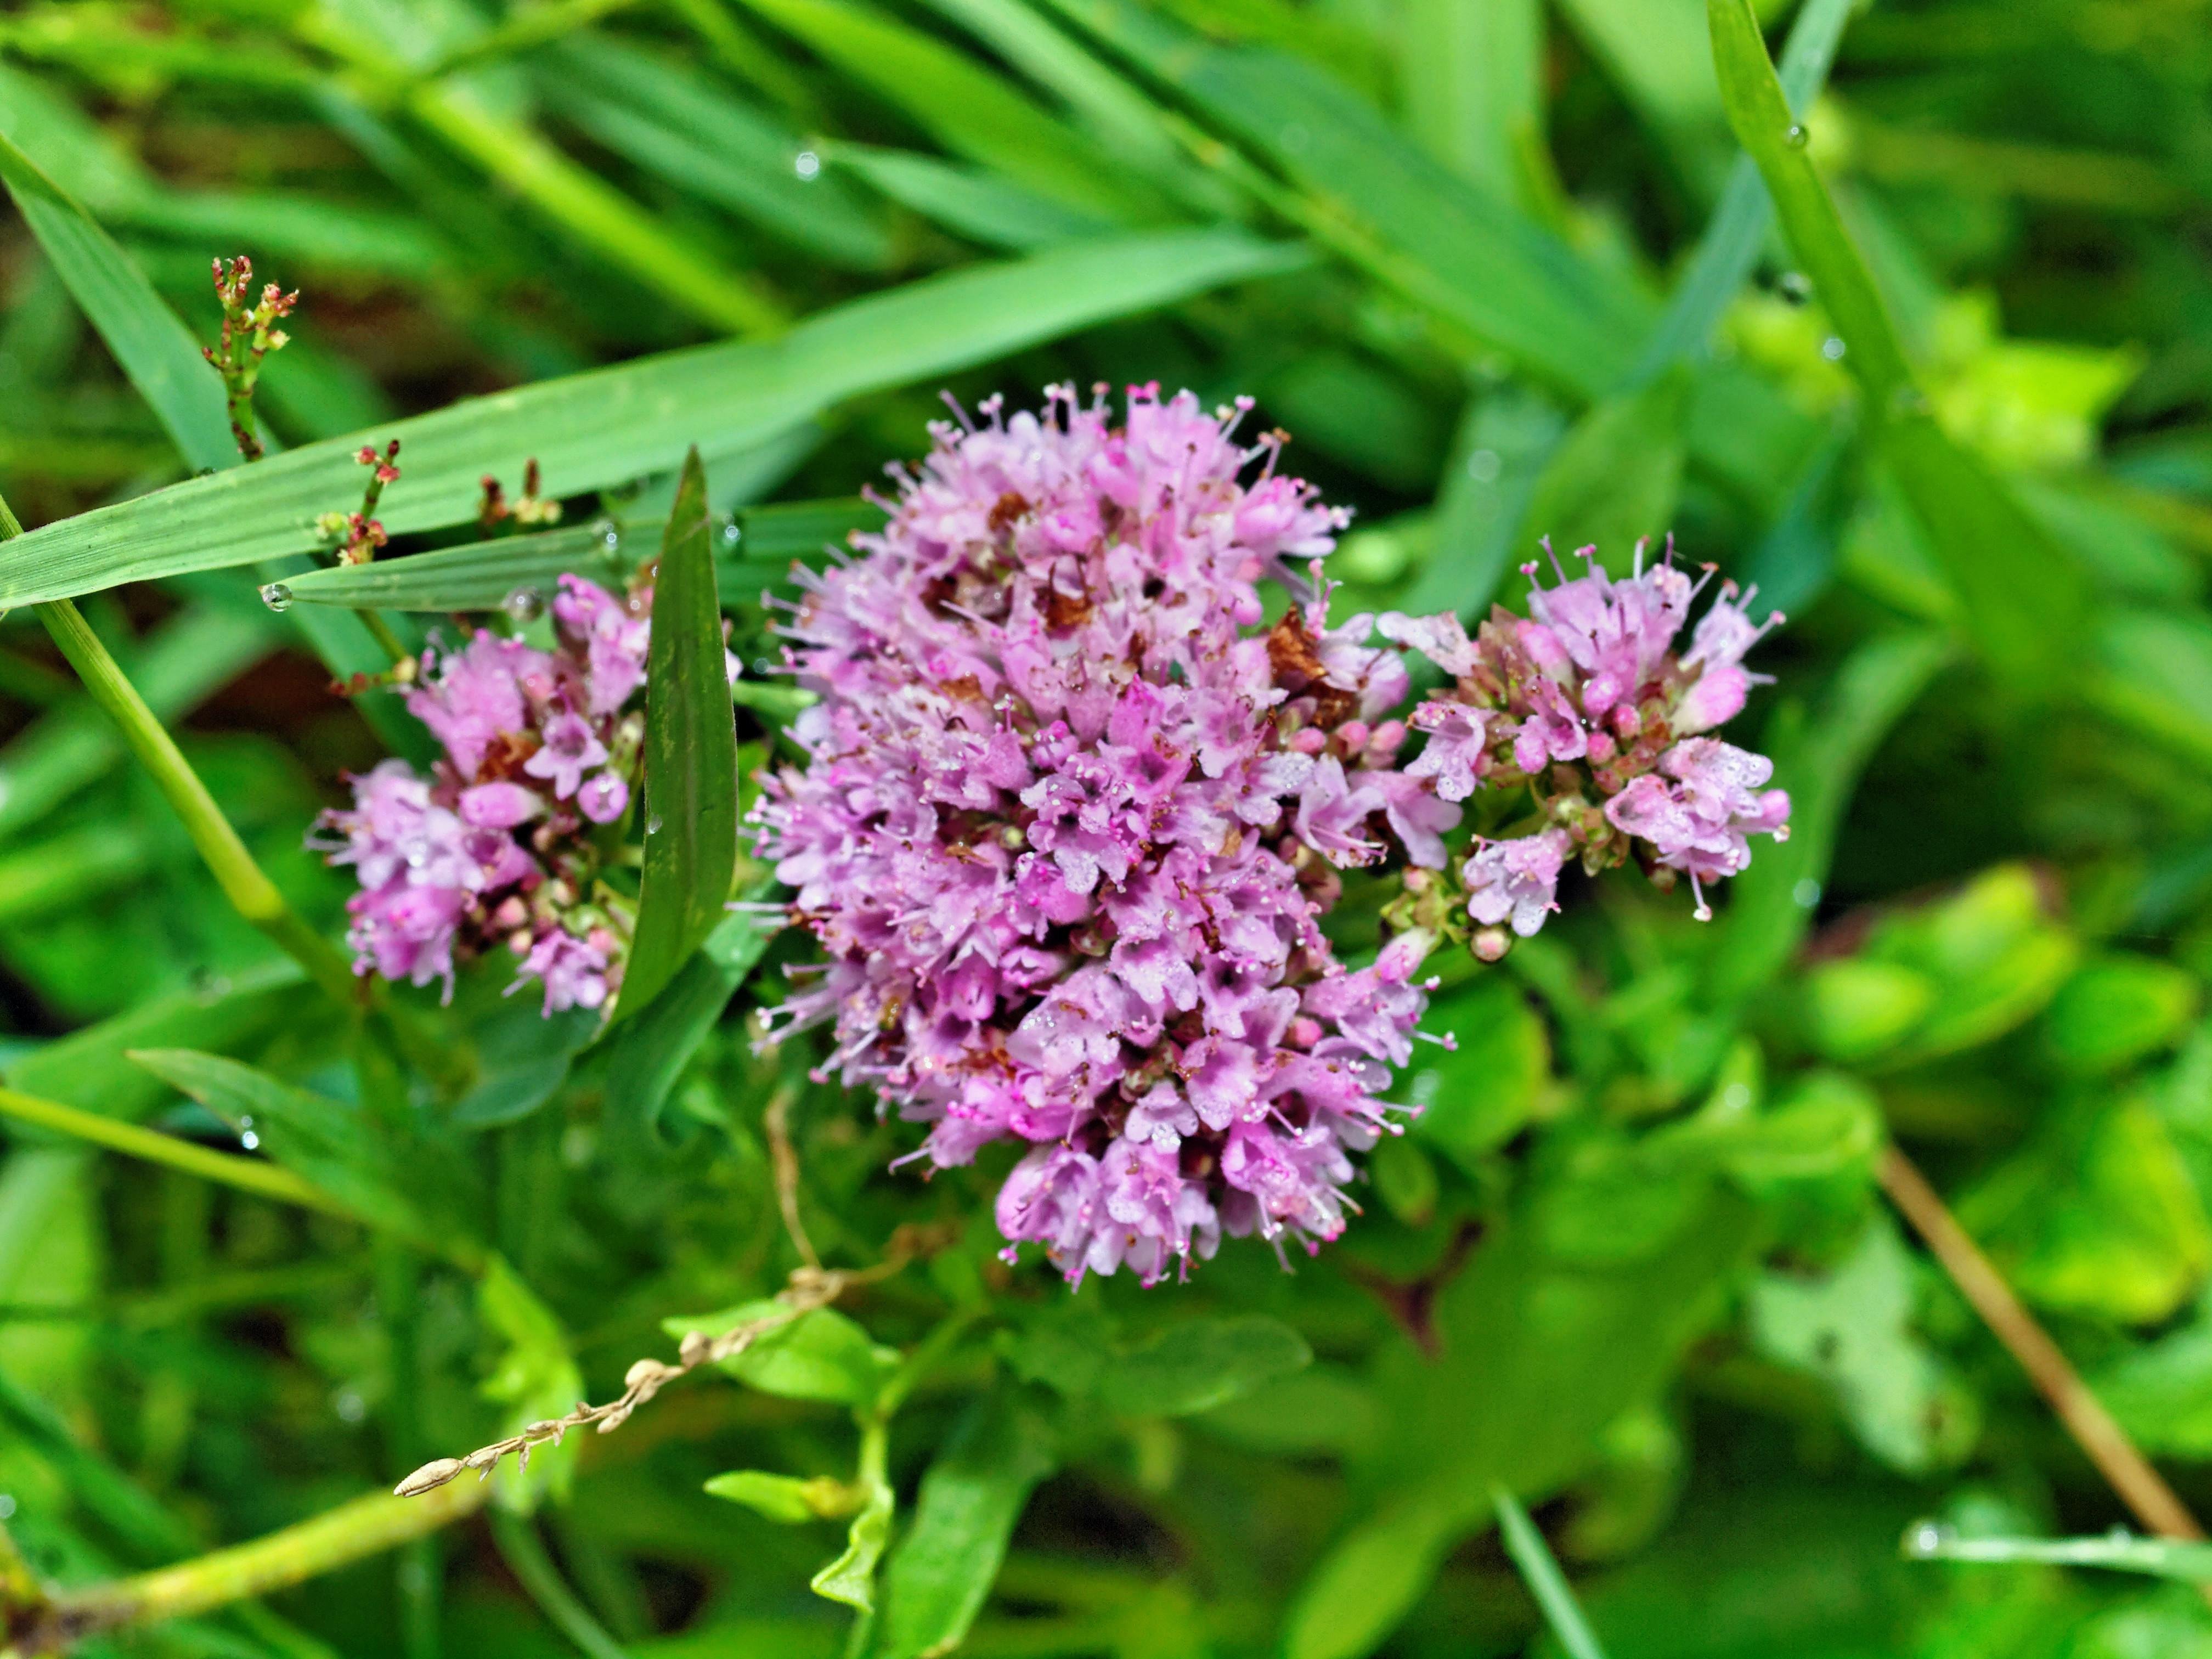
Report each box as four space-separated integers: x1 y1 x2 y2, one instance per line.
393 1458 464 1497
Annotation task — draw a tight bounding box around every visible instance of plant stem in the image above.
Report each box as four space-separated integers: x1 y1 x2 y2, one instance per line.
0 1085 351 1218
35 596 362 1009
1880 1146 2206 1542
487 1510 630 1659
9 1481 489 1655
0 491 352 1003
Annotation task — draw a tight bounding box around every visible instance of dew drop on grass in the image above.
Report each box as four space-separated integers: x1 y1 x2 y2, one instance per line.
1778 270 1813 303
1783 123 1809 149
504 586 545 622
646 815 664 836
259 582 293 612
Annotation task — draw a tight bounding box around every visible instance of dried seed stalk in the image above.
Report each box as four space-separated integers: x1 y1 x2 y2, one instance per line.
393 1228 950 1499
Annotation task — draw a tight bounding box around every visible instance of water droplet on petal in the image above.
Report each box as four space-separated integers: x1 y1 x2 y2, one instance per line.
259 582 293 612
1784 123 1809 149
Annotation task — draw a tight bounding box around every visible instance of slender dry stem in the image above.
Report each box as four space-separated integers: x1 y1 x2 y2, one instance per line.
1880 1146 2208 1545
393 1228 949 1500
764 1086 820 1270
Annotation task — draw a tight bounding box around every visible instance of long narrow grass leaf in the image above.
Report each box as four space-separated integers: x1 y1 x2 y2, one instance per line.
619 452 739 1019
0 129 234 472
1903 1525 2212 1583
0 228 1306 605
1492 1486 1610 1659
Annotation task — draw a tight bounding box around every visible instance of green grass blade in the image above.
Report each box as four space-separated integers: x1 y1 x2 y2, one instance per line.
0 228 1306 605
551 36 896 270
618 452 739 1020
405 80 787 337
283 497 878 610
1705 0 1910 403
1398 0 1541 199
1041 0 1647 396
1707 0 2089 685
830 144 1111 250
1492 1486 1610 1659
916 0 1215 207
282 523 634 611
1903 1523 2212 1583
0 1084 351 1218
1629 0 1857 383
732 0 1157 219
0 129 234 473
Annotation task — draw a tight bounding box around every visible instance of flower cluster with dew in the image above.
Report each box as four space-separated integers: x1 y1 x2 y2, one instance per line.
751 385 1792 1284
313 574 656 1012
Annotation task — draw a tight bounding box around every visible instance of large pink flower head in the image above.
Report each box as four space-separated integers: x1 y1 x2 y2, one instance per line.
314 573 653 1011
1385 540 1792 927
755 385 1454 1285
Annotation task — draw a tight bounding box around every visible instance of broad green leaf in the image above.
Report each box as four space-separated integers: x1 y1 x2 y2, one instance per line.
668 1302 901 1406
1962 1096 2212 1325
1707 0 2089 684
1108 1314 1311 1418
603 899 780 1137
1288 1187 1758 1659
1283 1497 1466 1659
0 129 234 473
2044 958 2200 1075
1514 369 1689 565
127 1048 482 1261
1192 1365 1383 1459
1404 975 1551 1168
0 228 1306 603
620 452 739 1019
706 1469 856 1524
1805 961 1940 1062
874 1391 1057 1659
1750 1217 1979 1474
733 0 1156 220
2092 608 2212 766
1492 1484 1611 1659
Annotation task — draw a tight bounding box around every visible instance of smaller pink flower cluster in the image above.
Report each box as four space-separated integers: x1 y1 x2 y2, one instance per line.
314 575 651 1012
1385 543 1791 934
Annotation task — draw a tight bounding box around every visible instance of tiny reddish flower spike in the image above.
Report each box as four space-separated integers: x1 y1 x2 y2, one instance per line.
754 383 1458 1286
1382 538 1791 929
311 575 654 1013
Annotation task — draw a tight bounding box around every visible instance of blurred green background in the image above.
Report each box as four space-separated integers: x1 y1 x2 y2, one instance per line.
5 0 2212 1655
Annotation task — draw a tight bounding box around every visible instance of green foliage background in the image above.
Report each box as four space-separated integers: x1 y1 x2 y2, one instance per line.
2 0 2212 1654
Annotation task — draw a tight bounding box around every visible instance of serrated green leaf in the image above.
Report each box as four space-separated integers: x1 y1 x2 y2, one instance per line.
619 452 738 1019
0 228 1305 604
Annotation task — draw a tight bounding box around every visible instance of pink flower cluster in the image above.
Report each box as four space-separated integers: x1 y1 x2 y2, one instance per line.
755 385 1454 1285
1384 543 1792 932
314 575 651 1012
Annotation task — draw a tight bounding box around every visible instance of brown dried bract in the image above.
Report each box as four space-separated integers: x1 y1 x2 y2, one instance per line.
986 492 1030 534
